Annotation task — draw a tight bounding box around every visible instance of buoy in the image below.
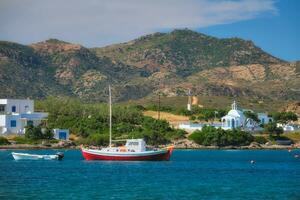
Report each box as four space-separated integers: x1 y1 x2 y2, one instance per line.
294 154 299 158
250 160 255 164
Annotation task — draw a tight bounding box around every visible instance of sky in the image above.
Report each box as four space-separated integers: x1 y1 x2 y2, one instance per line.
0 0 299 61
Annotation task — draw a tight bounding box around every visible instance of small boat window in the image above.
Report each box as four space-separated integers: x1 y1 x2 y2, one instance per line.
128 142 139 146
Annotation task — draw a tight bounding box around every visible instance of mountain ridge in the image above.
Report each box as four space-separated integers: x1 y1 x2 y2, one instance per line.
0 29 298 102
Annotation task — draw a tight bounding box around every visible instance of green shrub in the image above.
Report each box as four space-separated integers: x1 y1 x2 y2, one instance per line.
0 136 10 145
271 112 298 124
78 134 109 146
264 122 284 136
189 126 254 146
254 136 268 144
165 129 186 140
13 136 35 144
189 116 196 121
25 125 54 140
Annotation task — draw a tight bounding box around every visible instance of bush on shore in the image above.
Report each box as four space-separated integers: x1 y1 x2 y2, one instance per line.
263 122 284 137
254 136 268 144
25 125 54 140
189 126 254 146
0 136 10 145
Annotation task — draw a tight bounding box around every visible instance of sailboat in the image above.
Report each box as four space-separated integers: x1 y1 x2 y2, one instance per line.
81 86 174 161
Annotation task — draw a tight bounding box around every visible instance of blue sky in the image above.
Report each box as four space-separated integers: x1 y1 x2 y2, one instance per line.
198 0 300 61
0 0 299 61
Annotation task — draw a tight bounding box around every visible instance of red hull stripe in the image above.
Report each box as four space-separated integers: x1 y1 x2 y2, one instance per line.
81 149 173 161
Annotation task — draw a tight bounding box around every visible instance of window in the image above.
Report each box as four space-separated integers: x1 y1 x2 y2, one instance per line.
12 106 16 112
10 120 17 127
0 105 5 112
128 142 139 146
25 105 29 112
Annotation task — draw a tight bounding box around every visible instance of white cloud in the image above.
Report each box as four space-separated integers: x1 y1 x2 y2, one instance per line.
0 0 277 47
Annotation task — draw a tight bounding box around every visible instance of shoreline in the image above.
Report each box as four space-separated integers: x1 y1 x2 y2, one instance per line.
1 144 299 150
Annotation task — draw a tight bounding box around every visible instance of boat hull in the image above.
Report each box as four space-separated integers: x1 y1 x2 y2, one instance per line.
81 147 173 161
12 153 42 160
11 152 61 160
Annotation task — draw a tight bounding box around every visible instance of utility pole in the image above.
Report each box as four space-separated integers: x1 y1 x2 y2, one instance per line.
158 92 161 120
187 89 192 111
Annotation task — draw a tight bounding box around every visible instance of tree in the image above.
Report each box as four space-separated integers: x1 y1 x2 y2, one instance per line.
25 125 53 140
25 125 43 140
243 111 260 126
43 127 54 139
264 122 283 137
189 115 197 121
188 125 253 146
272 112 298 124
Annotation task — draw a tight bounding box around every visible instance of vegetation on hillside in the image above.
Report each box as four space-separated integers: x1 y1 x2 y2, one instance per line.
93 29 282 76
189 126 254 146
271 112 298 124
35 97 185 145
1 29 298 102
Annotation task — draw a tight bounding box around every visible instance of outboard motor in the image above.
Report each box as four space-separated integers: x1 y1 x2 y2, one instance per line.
56 152 64 161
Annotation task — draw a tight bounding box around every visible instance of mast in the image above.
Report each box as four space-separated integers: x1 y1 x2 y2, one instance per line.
109 85 112 148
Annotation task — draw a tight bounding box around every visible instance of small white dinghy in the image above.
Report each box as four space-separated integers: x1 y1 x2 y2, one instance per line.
12 152 64 161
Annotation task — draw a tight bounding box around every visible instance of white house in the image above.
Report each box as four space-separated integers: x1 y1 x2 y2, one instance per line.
221 101 272 130
0 99 48 135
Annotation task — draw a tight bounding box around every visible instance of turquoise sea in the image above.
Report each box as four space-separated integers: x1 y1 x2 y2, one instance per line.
0 149 300 200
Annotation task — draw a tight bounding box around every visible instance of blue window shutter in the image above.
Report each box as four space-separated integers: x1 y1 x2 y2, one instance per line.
10 120 17 127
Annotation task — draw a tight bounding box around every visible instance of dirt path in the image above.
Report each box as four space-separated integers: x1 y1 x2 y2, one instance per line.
143 110 189 127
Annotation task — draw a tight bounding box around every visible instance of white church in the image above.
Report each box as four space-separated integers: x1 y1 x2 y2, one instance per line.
221 101 272 130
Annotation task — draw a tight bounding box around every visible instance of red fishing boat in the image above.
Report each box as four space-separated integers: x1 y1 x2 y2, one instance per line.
81 86 174 161
81 139 173 161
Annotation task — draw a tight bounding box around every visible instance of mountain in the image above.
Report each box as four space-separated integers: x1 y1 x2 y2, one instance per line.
0 29 299 102
0 39 148 101
92 29 282 76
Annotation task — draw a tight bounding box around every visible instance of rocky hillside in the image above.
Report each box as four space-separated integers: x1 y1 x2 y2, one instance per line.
281 102 300 116
0 29 299 102
92 29 282 76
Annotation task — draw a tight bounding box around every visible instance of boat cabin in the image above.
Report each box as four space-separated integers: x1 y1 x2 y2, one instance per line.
125 139 146 152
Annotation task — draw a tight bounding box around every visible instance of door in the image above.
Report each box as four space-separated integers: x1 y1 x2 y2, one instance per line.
59 131 67 140
231 119 235 128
